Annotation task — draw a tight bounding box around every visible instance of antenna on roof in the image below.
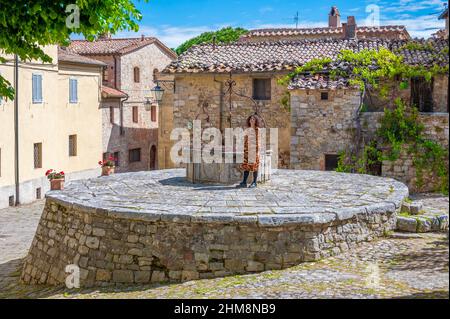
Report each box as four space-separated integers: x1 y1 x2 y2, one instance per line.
294 11 299 28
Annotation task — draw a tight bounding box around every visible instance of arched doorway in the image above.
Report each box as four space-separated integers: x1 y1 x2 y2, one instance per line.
150 145 157 170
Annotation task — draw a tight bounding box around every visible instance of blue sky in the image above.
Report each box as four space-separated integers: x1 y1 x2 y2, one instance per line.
117 0 448 47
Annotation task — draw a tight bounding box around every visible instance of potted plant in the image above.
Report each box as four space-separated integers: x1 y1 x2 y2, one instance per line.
99 155 116 176
46 169 65 191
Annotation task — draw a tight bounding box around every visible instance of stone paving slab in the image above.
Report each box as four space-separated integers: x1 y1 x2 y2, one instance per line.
46 169 409 226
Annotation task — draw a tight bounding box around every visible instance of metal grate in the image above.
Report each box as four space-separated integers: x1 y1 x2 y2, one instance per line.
36 188 41 199
69 135 77 157
9 196 14 207
33 143 42 168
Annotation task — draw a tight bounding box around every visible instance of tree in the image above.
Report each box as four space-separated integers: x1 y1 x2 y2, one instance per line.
175 27 248 55
0 0 147 99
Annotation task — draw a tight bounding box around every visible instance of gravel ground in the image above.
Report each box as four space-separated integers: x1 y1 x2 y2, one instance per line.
0 198 448 299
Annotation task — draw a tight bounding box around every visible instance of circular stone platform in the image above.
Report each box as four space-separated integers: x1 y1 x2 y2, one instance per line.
21 169 408 287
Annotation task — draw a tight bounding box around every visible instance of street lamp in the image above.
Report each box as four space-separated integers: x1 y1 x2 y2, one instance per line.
144 98 152 111
151 84 164 103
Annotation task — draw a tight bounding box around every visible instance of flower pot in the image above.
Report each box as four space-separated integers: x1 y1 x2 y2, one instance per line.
50 178 65 191
102 166 115 176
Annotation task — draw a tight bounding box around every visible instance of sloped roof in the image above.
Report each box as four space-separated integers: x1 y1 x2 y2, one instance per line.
101 86 127 99
240 25 410 40
58 47 106 66
68 37 177 59
439 7 448 19
288 74 352 90
164 38 448 74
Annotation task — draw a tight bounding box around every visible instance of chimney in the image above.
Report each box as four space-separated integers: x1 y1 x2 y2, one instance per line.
328 6 341 27
343 16 357 39
141 34 145 41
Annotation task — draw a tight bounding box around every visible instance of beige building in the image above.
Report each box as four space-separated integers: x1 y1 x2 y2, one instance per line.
0 46 105 208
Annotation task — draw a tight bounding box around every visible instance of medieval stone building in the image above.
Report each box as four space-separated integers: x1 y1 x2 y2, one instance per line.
67 36 177 172
160 8 449 192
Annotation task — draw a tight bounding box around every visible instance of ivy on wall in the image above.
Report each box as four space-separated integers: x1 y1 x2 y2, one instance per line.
279 41 449 194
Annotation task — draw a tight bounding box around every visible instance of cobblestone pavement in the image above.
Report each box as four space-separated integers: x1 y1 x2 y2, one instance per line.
0 197 448 299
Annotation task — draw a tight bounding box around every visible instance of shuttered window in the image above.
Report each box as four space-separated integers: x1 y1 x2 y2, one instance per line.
252 78 271 100
32 74 43 103
69 78 78 103
132 106 138 123
133 67 140 83
151 105 156 122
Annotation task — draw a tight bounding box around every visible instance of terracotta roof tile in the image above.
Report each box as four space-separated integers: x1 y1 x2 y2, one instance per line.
101 86 127 99
164 38 448 74
288 74 353 90
240 25 410 40
67 37 177 58
58 47 106 66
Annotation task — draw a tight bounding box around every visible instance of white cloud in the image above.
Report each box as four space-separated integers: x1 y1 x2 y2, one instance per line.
259 6 274 14
116 25 215 48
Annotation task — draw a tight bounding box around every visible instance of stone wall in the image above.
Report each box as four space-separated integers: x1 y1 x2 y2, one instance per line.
21 198 397 287
171 74 292 168
290 88 361 170
360 112 449 192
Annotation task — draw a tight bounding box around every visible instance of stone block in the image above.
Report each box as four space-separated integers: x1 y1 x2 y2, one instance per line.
134 271 151 283
113 270 134 283
96 269 111 282
151 271 167 282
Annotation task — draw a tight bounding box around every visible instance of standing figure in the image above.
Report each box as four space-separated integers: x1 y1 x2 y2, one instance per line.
237 114 262 188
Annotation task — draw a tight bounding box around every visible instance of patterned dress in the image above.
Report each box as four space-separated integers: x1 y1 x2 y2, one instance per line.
239 127 260 172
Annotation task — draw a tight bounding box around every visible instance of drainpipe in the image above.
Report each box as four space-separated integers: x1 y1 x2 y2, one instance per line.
13 54 19 205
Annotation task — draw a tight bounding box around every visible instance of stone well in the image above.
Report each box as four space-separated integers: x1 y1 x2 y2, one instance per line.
21 169 408 287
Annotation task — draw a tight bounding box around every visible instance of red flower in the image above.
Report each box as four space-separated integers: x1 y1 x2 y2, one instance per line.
45 169 53 176
60 171 65 175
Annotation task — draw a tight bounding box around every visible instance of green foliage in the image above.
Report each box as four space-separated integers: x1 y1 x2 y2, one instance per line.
279 91 291 111
0 0 146 99
279 45 449 93
338 99 449 194
175 27 248 55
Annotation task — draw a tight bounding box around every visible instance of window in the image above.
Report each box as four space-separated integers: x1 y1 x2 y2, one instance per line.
102 68 108 82
411 77 434 112
33 143 42 169
324 154 339 171
69 78 78 103
129 148 141 163
9 196 14 207
36 188 41 200
133 67 140 83
321 92 329 100
113 152 120 167
110 106 114 124
69 135 77 157
253 78 271 100
132 106 138 123
103 152 108 161
32 74 43 103
151 105 157 122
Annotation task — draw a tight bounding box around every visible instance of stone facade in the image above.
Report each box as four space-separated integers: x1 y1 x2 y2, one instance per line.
71 39 176 172
290 88 361 170
167 74 291 169
361 112 449 192
21 195 398 287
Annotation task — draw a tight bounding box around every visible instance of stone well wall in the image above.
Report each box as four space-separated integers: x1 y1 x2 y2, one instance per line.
21 198 397 287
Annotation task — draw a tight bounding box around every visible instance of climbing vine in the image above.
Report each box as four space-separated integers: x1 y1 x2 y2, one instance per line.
337 99 448 194
279 41 449 194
